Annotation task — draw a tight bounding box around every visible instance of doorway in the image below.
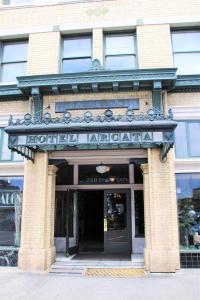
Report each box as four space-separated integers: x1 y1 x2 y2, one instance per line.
78 190 104 252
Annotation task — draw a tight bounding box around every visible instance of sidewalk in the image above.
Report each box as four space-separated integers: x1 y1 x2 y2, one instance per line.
0 267 199 300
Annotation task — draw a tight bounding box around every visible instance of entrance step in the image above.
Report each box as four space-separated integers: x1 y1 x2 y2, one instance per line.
49 255 144 276
49 264 86 276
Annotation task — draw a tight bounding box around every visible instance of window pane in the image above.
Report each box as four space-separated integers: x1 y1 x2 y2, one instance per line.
62 58 91 73
2 42 27 62
1 62 26 82
106 55 136 70
106 35 135 55
13 151 23 161
188 122 200 156
175 122 188 158
79 164 129 185
63 37 91 58
0 177 23 247
1 131 12 160
9 0 33 4
172 32 200 52
174 53 200 75
176 173 200 251
134 191 144 237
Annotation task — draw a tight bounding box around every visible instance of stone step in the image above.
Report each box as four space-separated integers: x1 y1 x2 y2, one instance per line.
50 262 144 270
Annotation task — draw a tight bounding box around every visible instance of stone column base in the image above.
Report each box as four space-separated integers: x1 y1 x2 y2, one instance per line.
144 247 180 272
18 246 56 272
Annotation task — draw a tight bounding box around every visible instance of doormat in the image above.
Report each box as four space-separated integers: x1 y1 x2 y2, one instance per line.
86 268 146 278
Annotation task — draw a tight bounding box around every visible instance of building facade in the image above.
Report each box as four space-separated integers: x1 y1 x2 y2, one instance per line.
0 0 200 272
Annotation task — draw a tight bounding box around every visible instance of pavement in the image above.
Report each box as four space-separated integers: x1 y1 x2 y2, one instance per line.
0 267 200 300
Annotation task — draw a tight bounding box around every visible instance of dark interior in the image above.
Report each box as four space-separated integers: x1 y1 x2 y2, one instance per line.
78 190 104 252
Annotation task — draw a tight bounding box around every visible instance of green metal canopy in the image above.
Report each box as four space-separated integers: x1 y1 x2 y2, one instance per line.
5 107 177 162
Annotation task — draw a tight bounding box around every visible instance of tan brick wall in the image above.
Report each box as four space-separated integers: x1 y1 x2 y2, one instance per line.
142 148 180 272
0 100 30 114
27 32 61 75
43 91 152 118
137 24 173 68
93 28 103 63
168 92 200 107
0 1 200 31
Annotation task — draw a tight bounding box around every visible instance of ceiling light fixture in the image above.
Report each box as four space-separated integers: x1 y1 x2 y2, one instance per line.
96 163 110 174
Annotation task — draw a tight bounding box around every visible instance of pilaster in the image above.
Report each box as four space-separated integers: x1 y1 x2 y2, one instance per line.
92 28 103 64
141 148 180 272
18 153 58 272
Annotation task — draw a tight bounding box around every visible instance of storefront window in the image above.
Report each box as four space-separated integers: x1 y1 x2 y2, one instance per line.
176 173 200 251
0 177 23 247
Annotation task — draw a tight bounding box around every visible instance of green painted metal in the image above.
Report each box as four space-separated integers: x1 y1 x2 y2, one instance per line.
5 107 176 162
31 87 43 120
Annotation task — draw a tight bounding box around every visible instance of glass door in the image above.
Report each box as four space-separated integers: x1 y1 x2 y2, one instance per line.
66 190 79 256
104 190 131 255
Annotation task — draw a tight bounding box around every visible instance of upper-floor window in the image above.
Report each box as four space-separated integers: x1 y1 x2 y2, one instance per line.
0 41 28 83
172 31 200 75
3 0 33 4
105 34 136 70
0 129 23 162
62 36 92 73
175 121 200 158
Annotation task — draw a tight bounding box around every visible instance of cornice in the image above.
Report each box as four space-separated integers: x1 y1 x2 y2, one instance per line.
1 66 200 100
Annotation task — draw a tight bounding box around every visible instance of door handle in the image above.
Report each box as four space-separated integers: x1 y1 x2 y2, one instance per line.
104 218 107 232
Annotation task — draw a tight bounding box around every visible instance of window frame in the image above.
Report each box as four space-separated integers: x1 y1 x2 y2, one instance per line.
0 128 23 162
104 32 137 70
0 40 28 83
175 120 200 158
171 29 200 75
62 35 92 74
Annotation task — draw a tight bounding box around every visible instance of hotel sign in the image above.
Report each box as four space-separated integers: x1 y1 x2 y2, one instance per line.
9 131 172 148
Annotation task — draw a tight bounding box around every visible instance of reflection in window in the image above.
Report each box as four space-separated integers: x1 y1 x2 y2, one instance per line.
0 129 23 162
105 34 136 70
172 31 200 75
176 173 200 251
106 192 127 230
0 177 23 247
1 41 27 82
62 36 92 73
135 191 144 237
175 121 200 158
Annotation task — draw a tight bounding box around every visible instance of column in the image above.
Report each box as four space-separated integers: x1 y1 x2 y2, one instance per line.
141 148 180 272
92 28 103 64
27 32 61 75
18 153 58 272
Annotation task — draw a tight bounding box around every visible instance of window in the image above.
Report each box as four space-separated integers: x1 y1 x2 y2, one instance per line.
105 34 136 70
0 129 23 162
0 177 23 247
175 121 200 158
0 41 28 83
176 173 200 252
79 164 129 184
62 36 92 73
172 31 200 75
3 0 33 4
